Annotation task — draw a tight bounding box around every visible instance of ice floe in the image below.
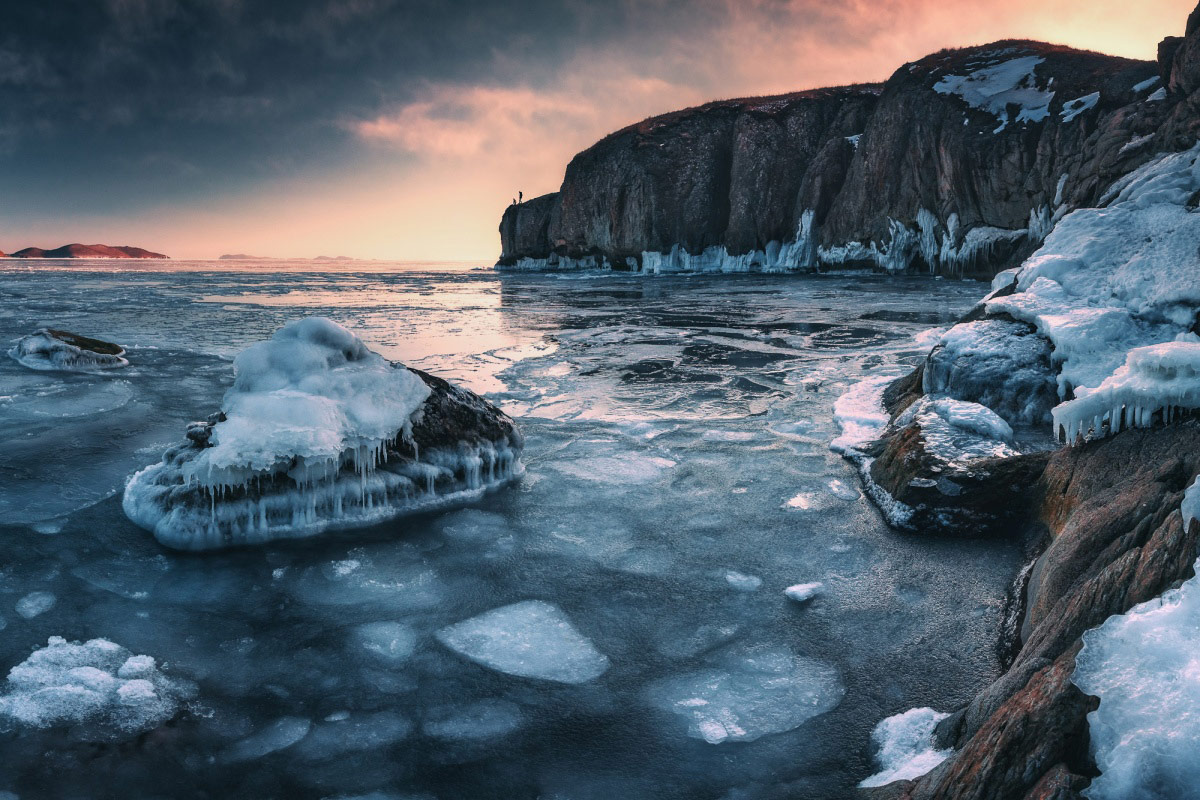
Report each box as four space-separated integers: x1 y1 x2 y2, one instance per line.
422 699 523 742
784 583 823 603
0 637 195 738
435 600 610 684
858 707 952 787
646 646 844 744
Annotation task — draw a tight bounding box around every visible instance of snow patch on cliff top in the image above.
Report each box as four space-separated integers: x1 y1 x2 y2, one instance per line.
933 55 1053 131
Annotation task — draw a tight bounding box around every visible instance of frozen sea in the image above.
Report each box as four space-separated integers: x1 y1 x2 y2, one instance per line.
0 260 1023 799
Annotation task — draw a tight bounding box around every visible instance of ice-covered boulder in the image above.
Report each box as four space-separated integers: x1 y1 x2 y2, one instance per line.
8 328 128 371
858 707 952 788
0 636 195 740
123 317 523 550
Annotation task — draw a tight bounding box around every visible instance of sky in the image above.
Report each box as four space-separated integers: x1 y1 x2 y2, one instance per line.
0 0 1191 261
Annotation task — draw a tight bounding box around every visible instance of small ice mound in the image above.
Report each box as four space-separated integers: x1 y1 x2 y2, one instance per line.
1052 338 1200 445
15 592 56 619
422 699 523 742
784 583 822 604
826 478 861 501
223 716 312 762
858 707 952 788
724 571 762 592
123 317 523 550
435 600 610 684
8 329 128 372
0 637 195 739
896 396 1018 467
292 711 411 760
30 519 65 535
353 621 418 664
646 646 844 744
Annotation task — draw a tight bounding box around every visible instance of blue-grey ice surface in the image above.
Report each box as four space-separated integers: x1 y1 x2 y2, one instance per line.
0 260 1022 798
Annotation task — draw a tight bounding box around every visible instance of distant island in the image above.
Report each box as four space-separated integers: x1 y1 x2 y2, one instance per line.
6 243 168 259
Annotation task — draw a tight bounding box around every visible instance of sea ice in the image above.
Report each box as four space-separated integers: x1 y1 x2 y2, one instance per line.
15 592 56 619
829 375 902 454
435 600 610 684
724 571 763 591
223 716 312 762
826 478 861 501
292 711 411 759
858 707 952 787
784 583 823 603
647 646 844 743
0 636 195 738
353 621 418 664
422 699 523 742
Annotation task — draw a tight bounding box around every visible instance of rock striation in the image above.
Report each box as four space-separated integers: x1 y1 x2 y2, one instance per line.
499 40 1176 276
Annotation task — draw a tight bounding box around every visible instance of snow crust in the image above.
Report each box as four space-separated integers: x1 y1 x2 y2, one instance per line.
1071 478 1200 800
1060 91 1099 123
647 647 844 743
0 637 195 738
8 329 128 371
435 600 610 684
933 55 1053 132
858 707 952 788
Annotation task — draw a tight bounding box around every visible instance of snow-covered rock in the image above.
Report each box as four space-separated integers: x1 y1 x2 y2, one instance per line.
0 637 195 739
859 707 952 787
8 328 128 371
123 317 523 549
435 600 610 684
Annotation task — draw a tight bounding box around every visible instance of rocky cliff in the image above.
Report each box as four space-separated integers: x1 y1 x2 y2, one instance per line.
498 37 1175 276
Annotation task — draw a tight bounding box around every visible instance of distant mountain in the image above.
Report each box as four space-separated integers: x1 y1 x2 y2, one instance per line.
10 243 168 259
218 253 274 260
313 255 355 261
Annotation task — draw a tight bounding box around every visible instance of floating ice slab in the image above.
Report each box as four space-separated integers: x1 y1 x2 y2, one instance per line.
223 716 312 762
859 707 952 787
15 592 56 619
8 329 128 372
353 621 418 664
293 711 411 760
0 637 195 739
436 600 610 684
724 571 762 591
784 583 823 603
422 699 523 742
647 647 844 743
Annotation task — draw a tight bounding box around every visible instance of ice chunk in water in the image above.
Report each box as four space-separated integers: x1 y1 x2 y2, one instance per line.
223 716 312 762
292 711 411 760
784 583 823 604
15 592 56 619
858 707 951 788
8 329 129 372
724 571 762 592
435 600 610 684
0 637 195 738
422 699 523 741
647 646 844 743
549 455 675 484
353 621 418 664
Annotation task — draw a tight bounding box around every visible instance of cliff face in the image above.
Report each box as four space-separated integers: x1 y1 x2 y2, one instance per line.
498 38 1176 276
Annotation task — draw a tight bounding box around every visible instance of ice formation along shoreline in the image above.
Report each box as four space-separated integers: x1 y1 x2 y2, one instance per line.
123 317 523 549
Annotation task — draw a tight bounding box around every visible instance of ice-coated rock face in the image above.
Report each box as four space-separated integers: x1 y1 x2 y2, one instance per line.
435 600 609 684
0 637 196 739
8 328 128 371
858 707 951 788
646 646 844 744
123 317 523 550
